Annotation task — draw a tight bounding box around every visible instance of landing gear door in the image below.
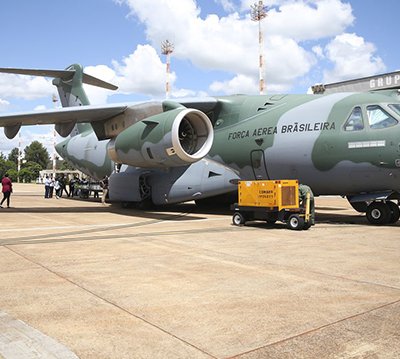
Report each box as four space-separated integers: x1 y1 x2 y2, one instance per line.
251 150 269 180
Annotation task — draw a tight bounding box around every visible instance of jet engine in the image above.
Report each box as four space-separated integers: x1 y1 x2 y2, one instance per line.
107 108 214 168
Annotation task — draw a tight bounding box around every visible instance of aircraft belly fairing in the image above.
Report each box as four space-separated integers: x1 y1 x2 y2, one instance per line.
109 159 239 205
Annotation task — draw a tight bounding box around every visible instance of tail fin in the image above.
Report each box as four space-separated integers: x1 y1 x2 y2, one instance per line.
0 63 117 134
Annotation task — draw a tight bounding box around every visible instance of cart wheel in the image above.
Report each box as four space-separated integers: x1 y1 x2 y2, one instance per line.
287 214 305 230
232 212 245 226
303 222 312 230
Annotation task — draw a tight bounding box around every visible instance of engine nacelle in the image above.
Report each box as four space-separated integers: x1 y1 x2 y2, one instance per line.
107 108 213 168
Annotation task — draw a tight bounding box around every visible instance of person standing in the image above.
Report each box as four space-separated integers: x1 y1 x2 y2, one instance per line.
0 173 12 208
100 175 109 205
44 175 51 198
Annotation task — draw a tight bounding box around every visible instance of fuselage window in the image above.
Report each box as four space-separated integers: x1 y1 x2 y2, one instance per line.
367 105 398 129
344 106 364 131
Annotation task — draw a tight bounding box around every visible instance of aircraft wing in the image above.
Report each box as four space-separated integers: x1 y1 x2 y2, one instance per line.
0 99 219 140
0 103 127 126
0 103 130 139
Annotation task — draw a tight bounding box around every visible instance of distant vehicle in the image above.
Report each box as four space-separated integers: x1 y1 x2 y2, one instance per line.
0 64 399 225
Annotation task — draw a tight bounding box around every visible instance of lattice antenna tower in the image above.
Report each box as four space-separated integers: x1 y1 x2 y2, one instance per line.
251 1 268 95
161 40 174 99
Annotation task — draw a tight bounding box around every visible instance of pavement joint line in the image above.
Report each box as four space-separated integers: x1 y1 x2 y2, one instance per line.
4 224 400 293
0 211 194 245
1 226 252 246
139 237 400 293
228 297 400 359
0 216 217 233
0 223 142 233
3 245 217 359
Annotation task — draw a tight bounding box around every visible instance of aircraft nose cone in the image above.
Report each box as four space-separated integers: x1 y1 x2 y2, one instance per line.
55 138 69 158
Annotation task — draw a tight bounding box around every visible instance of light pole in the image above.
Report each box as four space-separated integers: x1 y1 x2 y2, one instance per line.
17 132 21 183
52 94 58 175
251 1 268 95
161 40 174 99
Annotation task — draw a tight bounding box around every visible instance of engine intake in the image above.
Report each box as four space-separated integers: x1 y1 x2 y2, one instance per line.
108 108 213 168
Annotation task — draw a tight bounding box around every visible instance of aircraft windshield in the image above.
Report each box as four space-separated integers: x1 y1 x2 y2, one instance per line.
366 105 398 129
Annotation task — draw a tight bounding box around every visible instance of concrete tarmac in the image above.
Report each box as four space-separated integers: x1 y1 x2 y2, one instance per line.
0 183 399 358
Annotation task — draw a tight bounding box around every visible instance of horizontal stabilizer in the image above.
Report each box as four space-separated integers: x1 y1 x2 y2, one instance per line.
0 67 118 90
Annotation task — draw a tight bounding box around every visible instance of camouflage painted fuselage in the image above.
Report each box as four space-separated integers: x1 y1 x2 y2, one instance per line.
209 92 400 195
56 91 400 202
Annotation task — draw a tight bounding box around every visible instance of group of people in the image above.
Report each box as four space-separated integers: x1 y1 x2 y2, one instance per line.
44 174 109 204
44 175 69 199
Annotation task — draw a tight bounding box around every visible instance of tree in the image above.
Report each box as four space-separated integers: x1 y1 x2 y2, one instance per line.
59 159 76 171
0 159 16 178
6 169 18 182
20 161 42 182
24 141 50 170
8 147 20 165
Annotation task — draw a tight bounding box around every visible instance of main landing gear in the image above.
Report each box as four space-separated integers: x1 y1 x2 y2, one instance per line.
365 201 400 225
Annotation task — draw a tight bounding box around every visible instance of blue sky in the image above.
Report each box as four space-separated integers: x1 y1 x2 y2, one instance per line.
0 0 399 154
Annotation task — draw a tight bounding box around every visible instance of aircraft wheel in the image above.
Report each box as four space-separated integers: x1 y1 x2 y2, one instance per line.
287 214 304 230
387 201 400 223
232 212 245 226
366 202 391 225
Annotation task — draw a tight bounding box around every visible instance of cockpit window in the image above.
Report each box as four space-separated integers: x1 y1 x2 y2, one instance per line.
366 105 398 129
344 106 364 131
388 104 400 116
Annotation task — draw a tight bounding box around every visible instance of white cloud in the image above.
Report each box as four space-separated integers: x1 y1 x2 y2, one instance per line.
323 33 386 83
0 0 387 108
215 0 236 12
265 0 354 42
210 74 258 94
112 44 173 96
116 0 354 93
0 74 53 100
0 98 10 112
171 88 197 98
34 105 47 111
312 45 324 59
83 65 118 105
84 45 175 104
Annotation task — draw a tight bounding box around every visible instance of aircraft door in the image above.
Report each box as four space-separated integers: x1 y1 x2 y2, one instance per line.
251 150 269 180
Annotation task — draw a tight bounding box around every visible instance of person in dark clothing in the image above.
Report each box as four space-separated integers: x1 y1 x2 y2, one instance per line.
0 173 12 208
59 176 69 197
100 175 109 205
69 177 77 197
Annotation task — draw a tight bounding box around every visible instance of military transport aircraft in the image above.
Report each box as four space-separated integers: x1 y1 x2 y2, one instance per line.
0 64 399 225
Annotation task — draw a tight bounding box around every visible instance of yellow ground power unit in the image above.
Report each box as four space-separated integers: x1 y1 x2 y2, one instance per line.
238 179 299 210
232 179 313 230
